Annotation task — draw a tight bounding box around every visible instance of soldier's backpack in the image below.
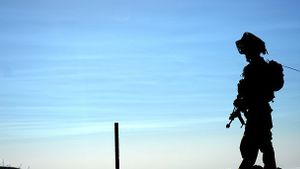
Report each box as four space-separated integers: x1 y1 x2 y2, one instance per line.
268 60 284 91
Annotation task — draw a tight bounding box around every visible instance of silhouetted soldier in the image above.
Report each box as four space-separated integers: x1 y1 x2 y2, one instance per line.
229 32 284 169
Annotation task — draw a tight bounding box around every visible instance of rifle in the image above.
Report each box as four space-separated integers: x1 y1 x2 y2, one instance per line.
226 107 245 128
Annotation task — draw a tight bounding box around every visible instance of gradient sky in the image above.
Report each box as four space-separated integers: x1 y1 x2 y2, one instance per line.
0 0 300 169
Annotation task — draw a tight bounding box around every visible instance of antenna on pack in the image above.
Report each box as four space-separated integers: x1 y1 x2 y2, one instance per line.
283 64 300 73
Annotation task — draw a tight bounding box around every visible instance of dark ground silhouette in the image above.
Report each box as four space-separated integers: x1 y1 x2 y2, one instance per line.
0 167 20 169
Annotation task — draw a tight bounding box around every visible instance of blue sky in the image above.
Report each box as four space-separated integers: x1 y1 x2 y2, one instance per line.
0 0 300 169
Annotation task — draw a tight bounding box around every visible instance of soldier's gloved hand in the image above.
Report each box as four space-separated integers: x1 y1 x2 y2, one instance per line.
233 98 240 107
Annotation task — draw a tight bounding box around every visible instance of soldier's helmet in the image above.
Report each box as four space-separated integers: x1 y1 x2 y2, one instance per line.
236 32 268 55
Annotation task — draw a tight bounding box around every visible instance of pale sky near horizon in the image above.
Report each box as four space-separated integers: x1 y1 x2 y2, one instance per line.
0 0 300 169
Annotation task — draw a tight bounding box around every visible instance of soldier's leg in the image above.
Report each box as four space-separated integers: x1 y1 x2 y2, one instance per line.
260 134 277 169
239 135 259 169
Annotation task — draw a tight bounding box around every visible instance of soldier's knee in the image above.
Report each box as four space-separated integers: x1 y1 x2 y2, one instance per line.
260 141 275 154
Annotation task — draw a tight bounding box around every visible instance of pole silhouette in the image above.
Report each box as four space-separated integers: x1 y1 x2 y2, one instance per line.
114 122 120 169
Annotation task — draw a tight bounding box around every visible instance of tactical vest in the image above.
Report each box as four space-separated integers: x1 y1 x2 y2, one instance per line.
238 59 284 105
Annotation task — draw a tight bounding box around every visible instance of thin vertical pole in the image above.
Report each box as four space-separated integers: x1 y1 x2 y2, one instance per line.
114 122 120 169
